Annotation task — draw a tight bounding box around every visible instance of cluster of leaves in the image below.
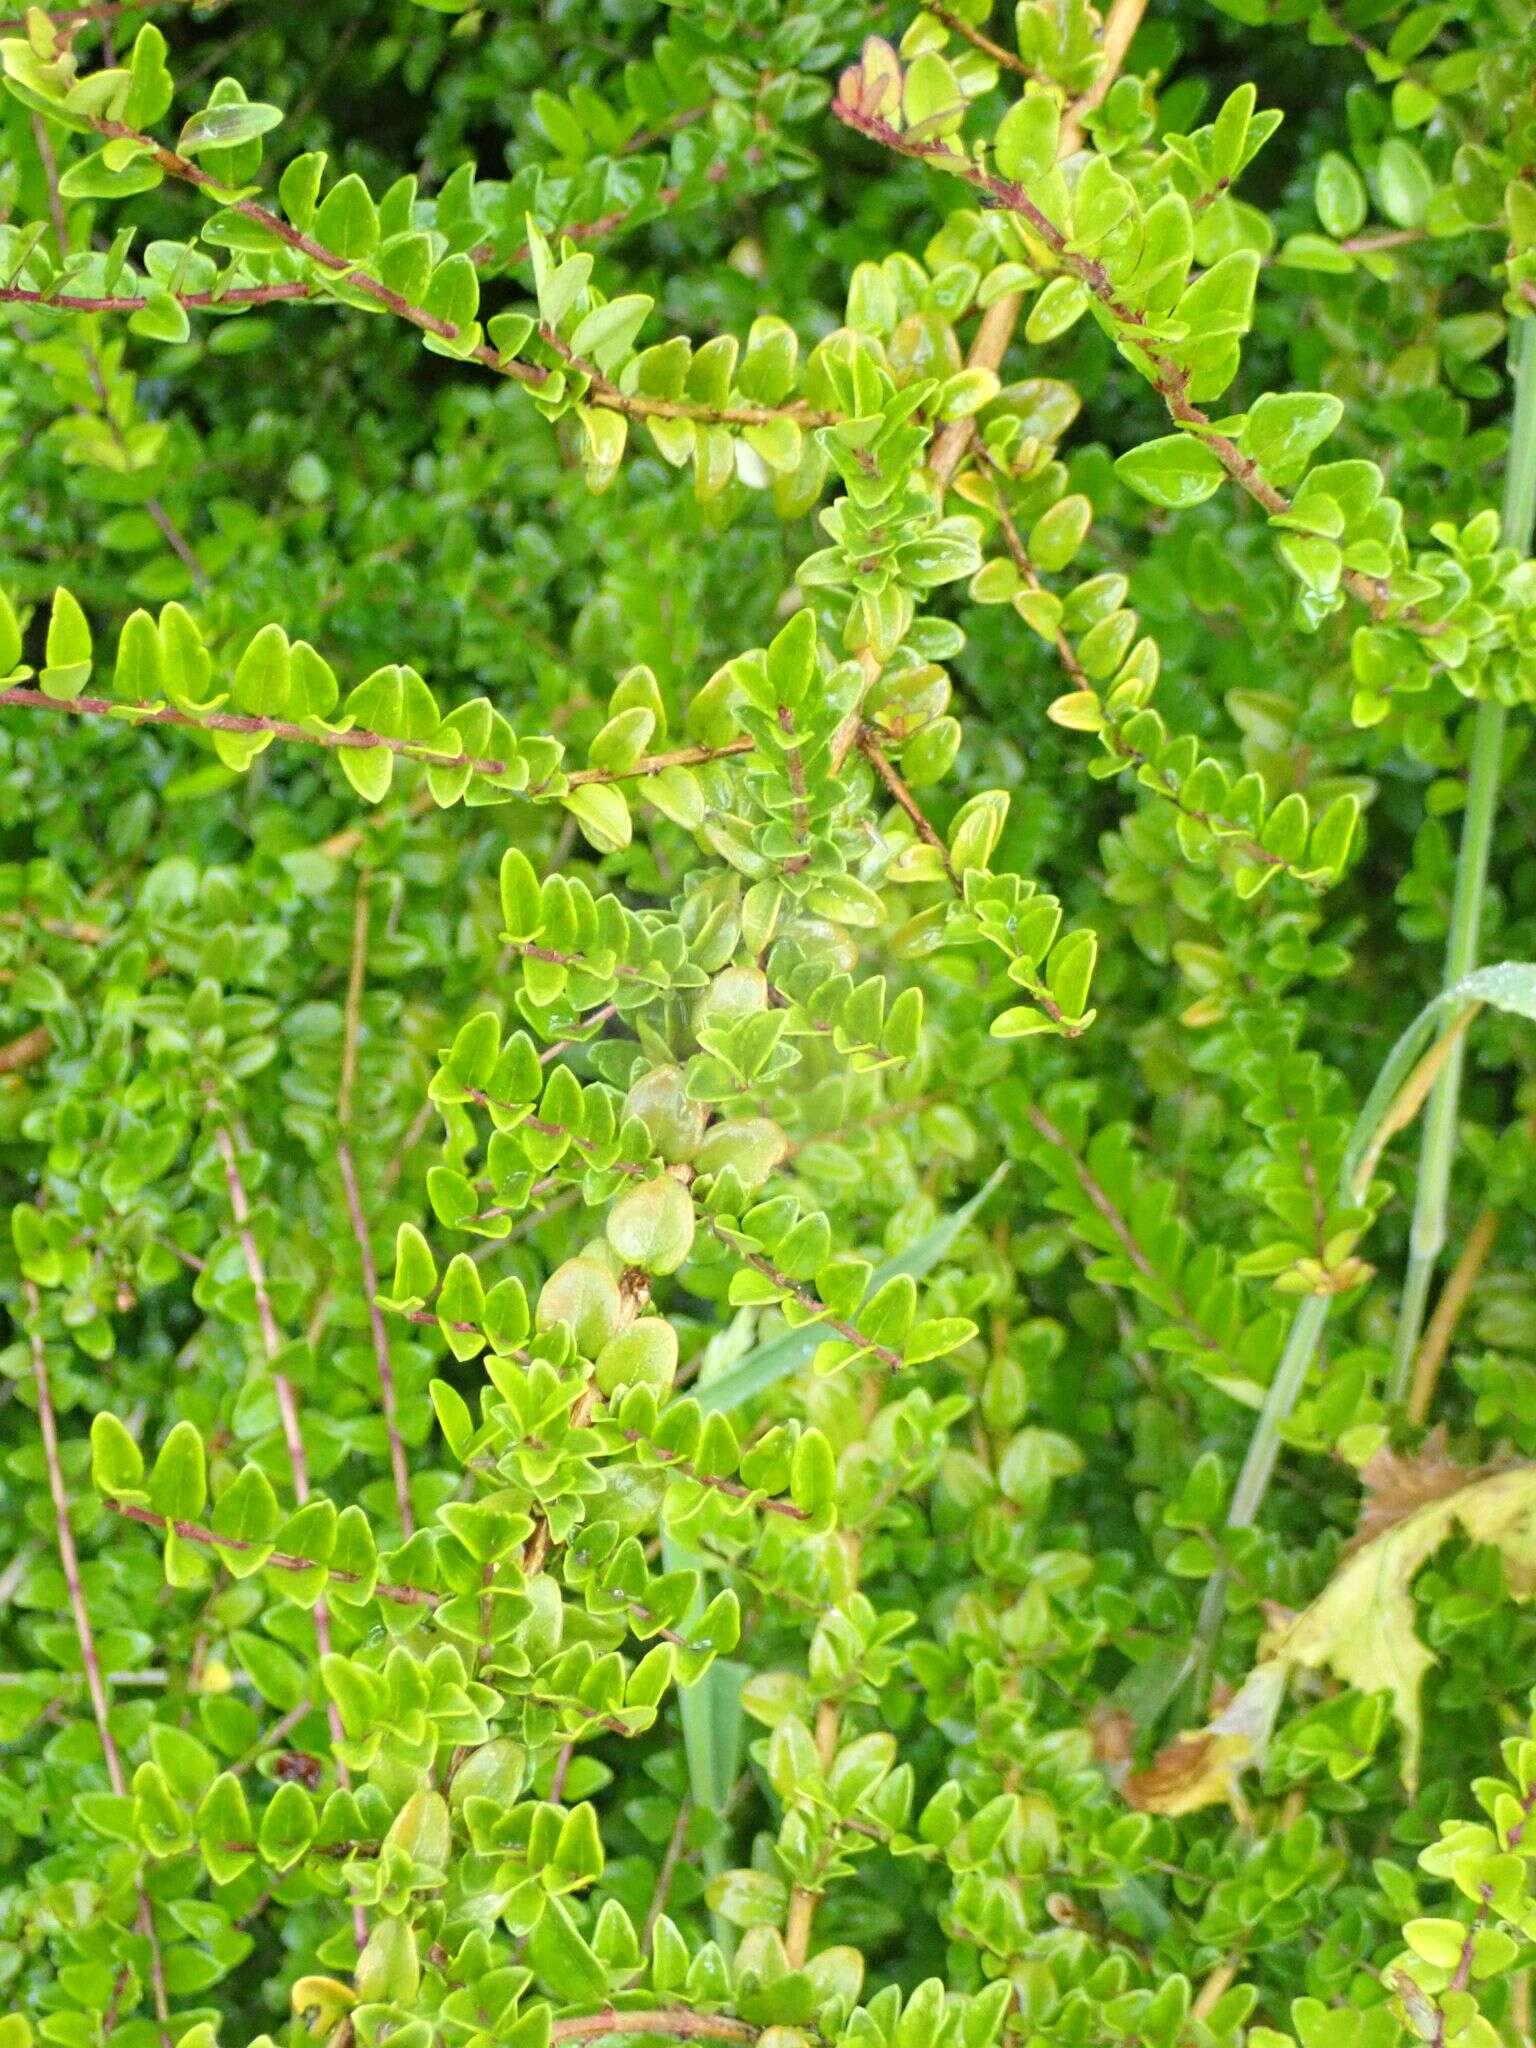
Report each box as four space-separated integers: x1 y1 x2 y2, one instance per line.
4 3 1536 2048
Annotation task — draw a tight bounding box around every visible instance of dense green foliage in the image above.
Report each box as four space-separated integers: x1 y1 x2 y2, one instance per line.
4 0 1536 2045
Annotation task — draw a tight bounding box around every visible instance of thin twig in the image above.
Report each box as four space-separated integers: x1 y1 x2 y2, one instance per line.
337 880 413 1532
858 726 960 890
643 1796 694 1946
833 93 1444 638
0 686 748 790
106 1499 438 1605
1059 0 1149 154
0 1024 51 1073
926 0 1144 488
929 293 1021 488
1408 1205 1500 1426
923 0 1029 74
66 113 831 430
26 1280 171 2044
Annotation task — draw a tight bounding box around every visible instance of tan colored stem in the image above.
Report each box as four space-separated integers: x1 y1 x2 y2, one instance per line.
337 882 413 1532
1350 1007 1478 1202
1192 1956 1240 2021
783 1695 845 1966
0 1024 51 1073
783 1504 865 1967
858 726 960 890
1059 0 1149 155
924 0 1030 74
1407 1205 1500 1426
927 0 1146 489
548 2017 758 2046
27 1279 171 2041
0 684 749 791
929 292 1022 488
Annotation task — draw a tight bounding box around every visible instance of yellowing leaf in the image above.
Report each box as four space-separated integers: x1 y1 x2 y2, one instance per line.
1122 1667 1283 1816
1138 1467 1536 1810
1266 1466 1536 1789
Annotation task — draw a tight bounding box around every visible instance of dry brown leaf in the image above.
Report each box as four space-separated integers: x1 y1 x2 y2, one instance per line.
1123 1733 1236 1816
1350 1425 1494 1550
1128 1464 1536 1813
1120 1672 1282 1817
1088 1701 1135 1774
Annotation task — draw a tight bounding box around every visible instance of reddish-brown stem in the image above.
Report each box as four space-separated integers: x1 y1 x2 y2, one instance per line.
337 882 413 1533
858 727 960 891
29 1281 127 1786
539 1001 620 1067
106 1499 439 1606
777 703 811 847
381 1095 438 1197
0 282 315 314
614 1431 809 1519
719 1231 905 1372
833 99 1438 634
643 1798 694 1948
215 1125 302 1467
1025 1103 1235 1365
26 1279 171 2042
923 0 1030 72
980 452 1299 876
70 117 824 429
0 685 749 791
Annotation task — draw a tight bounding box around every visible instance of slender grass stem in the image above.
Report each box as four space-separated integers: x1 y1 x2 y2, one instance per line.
1191 319 1536 1696
1389 315 1536 1400
1190 1291 1331 1695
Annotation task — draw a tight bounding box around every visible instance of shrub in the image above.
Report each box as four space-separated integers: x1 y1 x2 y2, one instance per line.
3 2 1536 2046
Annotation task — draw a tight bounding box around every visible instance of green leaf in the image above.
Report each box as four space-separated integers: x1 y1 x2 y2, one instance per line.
0 587 22 677
124 24 174 127
179 102 283 156
41 587 92 701
1239 392 1343 483
562 782 632 853
1314 151 1367 237
1377 138 1434 227
314 174 380 263
568 294 653 373
1115 435 1225 510
129 289 192 345
148 1420 207 1521
257 1781 316 1869
994 92 1059 181
526 1897 608 2001
91 1412 145 1496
